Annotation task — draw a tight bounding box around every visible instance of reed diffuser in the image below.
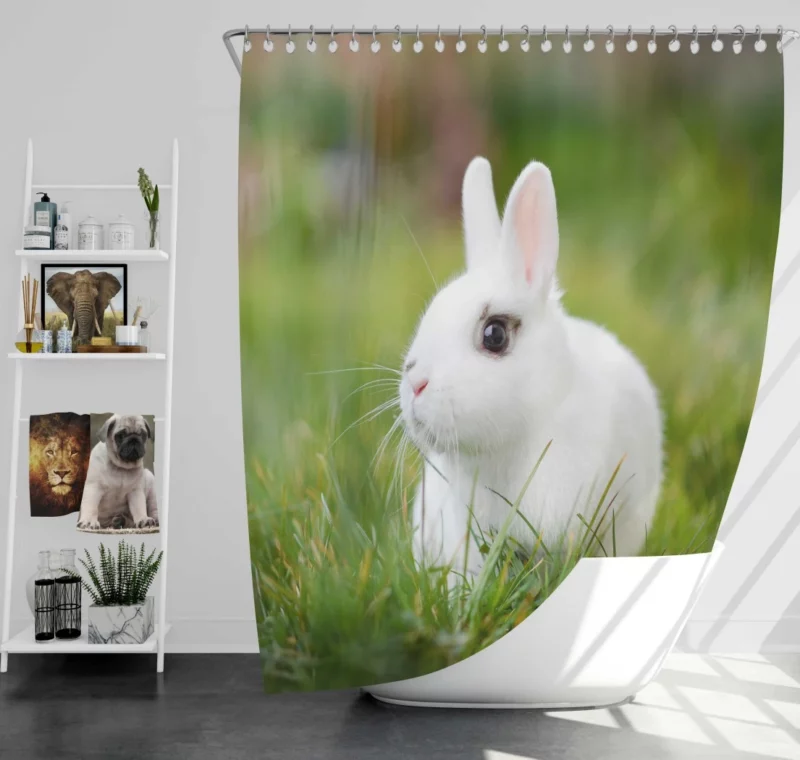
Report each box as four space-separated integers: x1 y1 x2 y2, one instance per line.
15 274 43 353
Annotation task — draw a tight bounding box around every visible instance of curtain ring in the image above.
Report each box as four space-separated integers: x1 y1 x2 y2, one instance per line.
690 25 700 55
478 25 488 53
286 24 295 53
562 25 572 53
648 25 657 54
711 25 723 52
755 25 766 52
414 24 423 53
436 25 445 52
605 25 615 53
584 25 595 52
456 25 466 53
777 25 784 54
732 25 745 55
499 25 509 52
243 25 251 53
668 24 680 52
371 25 381 53
521 25 531 52
541 25 552 53
264 24 274 52
393 24 402 52
328 25 338 53
626 25 638 52
307 25 317 53
350 25 360 52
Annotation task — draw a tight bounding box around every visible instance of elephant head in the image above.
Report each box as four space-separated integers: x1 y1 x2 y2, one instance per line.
46 270 121 345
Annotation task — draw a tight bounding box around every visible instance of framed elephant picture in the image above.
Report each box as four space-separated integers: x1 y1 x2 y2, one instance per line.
41 264 127 345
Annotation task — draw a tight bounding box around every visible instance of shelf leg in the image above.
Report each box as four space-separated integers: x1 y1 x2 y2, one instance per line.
1 361 24 675
154 137 179 675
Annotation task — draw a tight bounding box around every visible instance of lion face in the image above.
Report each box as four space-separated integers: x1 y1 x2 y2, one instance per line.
29 413 91 517
42 436 82 494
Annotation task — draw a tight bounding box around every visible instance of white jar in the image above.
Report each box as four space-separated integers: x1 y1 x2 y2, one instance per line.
108 215 135 250
115 325 140 346
23 225 52 250
78 216 104 250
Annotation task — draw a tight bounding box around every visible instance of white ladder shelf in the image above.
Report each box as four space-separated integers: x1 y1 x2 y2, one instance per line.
0 139 179 673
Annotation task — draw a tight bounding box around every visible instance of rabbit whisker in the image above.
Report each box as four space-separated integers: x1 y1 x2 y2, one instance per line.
307 366 399 377
341 378 400 405
400 214 438 290
387 429 413 504
392 434 411 502
374 413 404 467
359 360 402 376
330 397 400 449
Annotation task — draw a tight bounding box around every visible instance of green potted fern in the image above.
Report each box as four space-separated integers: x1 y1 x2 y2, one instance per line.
78 541 163 645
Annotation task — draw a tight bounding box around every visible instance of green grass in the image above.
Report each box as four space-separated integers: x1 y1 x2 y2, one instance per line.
238 49 781 691
248 440 636 691
44 310 121 340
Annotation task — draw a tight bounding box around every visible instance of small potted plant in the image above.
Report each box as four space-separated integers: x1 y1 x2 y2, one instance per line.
78 541 163 645
137 167 160 249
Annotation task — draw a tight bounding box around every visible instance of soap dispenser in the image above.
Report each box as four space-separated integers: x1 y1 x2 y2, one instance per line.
33 192 57 248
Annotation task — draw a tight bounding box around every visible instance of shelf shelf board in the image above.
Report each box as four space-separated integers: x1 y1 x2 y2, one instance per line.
16 249 169 263
1 624 169 654
8 352 166 361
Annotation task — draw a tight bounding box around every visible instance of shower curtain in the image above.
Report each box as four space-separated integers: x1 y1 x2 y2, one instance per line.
238 32 782 693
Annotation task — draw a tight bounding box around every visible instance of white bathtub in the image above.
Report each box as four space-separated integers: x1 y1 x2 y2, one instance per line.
366 541 722 708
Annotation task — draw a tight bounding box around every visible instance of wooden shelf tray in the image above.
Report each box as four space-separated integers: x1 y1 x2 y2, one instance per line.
77 345 147 353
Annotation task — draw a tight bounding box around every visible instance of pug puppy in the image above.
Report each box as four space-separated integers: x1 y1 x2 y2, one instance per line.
77 414 158 530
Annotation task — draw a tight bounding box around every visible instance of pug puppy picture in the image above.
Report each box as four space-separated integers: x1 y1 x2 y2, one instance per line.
77 414 158 532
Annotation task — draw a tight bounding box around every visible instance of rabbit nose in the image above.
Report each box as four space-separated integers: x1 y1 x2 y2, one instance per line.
412 379 429 397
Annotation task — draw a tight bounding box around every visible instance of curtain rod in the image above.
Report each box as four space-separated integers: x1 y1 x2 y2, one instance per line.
222 25 798 76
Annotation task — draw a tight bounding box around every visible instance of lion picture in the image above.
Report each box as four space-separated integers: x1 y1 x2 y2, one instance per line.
29 413 91 517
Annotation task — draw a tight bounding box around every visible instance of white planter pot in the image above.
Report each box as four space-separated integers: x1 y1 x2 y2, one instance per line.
366 541 723 709
87 597 155 645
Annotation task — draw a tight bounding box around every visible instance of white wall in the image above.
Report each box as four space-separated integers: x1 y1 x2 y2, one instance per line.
1 0 798 654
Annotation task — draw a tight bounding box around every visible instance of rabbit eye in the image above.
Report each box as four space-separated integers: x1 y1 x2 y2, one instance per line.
482 318 510 354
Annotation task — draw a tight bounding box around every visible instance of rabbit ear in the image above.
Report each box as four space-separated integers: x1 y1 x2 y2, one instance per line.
462 157 501 271
500 162 559 296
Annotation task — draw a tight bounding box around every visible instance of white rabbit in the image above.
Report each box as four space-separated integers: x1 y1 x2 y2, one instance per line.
399 157 662 574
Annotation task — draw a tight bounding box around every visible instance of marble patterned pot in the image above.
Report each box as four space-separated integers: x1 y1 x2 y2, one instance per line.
87 597 154 644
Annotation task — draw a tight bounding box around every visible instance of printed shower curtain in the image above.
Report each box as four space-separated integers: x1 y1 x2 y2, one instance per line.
238 33 782 693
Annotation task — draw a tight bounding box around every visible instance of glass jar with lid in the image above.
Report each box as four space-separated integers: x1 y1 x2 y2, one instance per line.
78 216 104 250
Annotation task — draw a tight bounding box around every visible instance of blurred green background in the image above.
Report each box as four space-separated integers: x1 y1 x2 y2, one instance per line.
238 37 782 691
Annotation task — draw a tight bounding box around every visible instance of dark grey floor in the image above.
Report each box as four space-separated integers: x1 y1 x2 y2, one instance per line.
1 653 798 759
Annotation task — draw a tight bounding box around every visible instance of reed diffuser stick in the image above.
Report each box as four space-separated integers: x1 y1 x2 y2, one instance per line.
131 304 143 327
20 274 39 352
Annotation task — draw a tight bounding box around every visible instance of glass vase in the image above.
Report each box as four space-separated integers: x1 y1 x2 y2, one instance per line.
138 319 150 351
14 324 43 354
147 212 160 250
55 548 82 639
34 551 55 642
